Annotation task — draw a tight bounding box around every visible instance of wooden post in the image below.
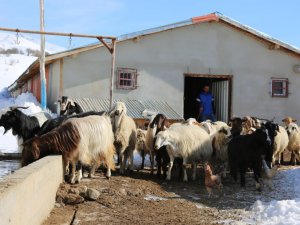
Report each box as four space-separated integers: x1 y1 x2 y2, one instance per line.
39 0 47 110
59 59 64 96
110 39 116 108
0 27 115 40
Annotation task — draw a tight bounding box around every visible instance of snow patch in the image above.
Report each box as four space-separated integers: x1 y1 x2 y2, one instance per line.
244 168 300 224
195 203 209 209
133 150 151 169
248 199 300 225
144 194 167 201
188 195 201 201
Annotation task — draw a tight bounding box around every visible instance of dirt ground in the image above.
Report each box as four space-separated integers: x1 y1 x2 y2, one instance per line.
43 161 299 225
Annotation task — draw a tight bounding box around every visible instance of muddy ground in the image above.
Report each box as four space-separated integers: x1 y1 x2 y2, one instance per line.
43 162 299 225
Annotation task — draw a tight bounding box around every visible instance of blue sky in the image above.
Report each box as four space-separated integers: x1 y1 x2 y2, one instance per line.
0 0 299 48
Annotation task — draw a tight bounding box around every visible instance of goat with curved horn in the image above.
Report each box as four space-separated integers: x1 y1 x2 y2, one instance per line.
9 106 30 110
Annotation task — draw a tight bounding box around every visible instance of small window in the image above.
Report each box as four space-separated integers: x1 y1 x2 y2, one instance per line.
271 78 289 97
117 68 137 89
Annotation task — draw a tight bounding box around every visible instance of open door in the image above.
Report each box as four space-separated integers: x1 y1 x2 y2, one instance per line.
184 74 232 122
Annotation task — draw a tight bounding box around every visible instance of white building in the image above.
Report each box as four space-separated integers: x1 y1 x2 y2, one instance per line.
9 13 300 123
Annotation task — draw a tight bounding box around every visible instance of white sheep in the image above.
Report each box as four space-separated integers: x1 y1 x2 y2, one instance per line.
200 120 229 135
211 126 232 162
154 124 212 182
286 123 300 165
206 126 232 178
184 118 201 126
272 126 289 165
241 116 261 135
110 102 137 174
135 128 149 169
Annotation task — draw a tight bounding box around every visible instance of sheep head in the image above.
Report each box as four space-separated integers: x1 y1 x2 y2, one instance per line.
136 129 146 144
229 117 245 136
154 131 169 150
22 137 41 167
286 123 299 137
110 101 127 116
150 114 169 134
0 110 20 135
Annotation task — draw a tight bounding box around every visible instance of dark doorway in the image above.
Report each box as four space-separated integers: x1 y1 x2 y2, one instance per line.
184 75 232 122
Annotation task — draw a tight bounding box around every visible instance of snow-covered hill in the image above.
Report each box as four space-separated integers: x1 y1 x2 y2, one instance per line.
0 31 65 90
0 32 65 55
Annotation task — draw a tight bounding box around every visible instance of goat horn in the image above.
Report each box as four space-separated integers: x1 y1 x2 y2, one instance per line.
9 106 29 110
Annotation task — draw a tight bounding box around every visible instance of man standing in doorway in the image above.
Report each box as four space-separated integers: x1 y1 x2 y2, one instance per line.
196 84 216 122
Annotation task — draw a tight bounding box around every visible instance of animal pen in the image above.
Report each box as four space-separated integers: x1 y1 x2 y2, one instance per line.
0 26 117 108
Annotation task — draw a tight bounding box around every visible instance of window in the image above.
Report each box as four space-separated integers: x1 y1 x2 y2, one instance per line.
271 78 289 97
117 68 137 89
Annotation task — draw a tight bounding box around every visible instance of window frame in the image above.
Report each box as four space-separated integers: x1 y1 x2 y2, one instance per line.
270 78 289 98
116 68 138 90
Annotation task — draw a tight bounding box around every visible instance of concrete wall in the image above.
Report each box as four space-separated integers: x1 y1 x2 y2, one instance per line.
54 21 300 123
0 156 63 225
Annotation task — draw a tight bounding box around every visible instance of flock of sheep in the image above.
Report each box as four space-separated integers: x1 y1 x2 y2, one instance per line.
0 101 299 195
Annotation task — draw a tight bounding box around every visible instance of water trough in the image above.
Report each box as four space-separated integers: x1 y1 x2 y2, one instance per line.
0 155 63 225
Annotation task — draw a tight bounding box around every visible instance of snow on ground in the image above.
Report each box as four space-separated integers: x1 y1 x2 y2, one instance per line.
243 167 300 225
144 194 167 201
132 150 151 169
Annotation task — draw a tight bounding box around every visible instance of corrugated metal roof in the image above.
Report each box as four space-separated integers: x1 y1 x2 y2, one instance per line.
71 98 183 120
141 100 182 120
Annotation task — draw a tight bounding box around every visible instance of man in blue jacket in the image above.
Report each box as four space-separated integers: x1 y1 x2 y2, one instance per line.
196 85 216 122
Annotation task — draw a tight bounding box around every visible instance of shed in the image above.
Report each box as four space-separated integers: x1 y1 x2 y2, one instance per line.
8 12 300 123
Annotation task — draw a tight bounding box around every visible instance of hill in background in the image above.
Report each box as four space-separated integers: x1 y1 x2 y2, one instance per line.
0 32 65 89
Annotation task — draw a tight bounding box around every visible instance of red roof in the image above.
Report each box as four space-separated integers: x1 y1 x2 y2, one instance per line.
192 13 219 24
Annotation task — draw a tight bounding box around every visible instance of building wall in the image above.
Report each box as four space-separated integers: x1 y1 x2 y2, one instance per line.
55 21 300 123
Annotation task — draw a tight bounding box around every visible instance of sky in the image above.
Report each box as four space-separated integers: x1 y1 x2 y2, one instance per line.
0 0 299 49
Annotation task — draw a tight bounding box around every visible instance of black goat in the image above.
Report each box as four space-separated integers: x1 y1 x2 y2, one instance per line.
263 121 279 164
228 128 272 190
151 114 183 178
228 117 245 136
59 96 83 116
0 106 51 141
150 114 170 177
